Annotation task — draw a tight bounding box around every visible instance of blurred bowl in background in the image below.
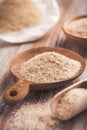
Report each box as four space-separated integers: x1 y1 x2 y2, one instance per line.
63 15 87 50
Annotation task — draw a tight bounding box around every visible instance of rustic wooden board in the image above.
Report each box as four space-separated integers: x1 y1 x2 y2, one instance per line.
0 0 87 130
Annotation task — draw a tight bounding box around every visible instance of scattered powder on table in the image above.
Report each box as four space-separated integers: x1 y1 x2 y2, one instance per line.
0 0 42 33
67 18 87 38
4 102 59 130
56 88 86 120
19 52 81 83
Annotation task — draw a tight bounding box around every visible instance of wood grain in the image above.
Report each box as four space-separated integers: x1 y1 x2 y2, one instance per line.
0 0 87 130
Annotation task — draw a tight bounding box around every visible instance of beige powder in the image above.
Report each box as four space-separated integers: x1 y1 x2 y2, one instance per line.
0 0 41 33
56 88 86 120
67 18 87 38
19 52 81 83
4 102 59 130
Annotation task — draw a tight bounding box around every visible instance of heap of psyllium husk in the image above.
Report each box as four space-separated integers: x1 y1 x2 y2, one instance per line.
4 102 59 130
19 52 81 83
0 0 41 33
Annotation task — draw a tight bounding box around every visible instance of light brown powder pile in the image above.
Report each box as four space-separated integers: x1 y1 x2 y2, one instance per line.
0 0 41 33
19 52 81 83
56 88 86 120
67 18 87 38
4 102 59 130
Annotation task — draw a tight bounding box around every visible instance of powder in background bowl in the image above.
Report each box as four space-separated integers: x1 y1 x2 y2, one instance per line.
19 52 81 83
67 18 87 38
0 0 42 33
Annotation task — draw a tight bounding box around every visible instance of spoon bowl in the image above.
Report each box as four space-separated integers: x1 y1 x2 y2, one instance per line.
51 79 87 120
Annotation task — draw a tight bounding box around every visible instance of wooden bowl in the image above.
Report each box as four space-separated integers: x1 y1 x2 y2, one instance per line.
3 47 86 105
63 15 87 49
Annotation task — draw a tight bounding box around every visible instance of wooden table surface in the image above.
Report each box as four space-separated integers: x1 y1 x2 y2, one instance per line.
0 0 87 130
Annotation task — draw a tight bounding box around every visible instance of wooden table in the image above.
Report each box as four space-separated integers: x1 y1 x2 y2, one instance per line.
0 0 87 130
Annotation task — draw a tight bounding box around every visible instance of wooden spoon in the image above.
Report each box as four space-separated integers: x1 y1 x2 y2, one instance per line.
3 47 85 105
51 79 87 120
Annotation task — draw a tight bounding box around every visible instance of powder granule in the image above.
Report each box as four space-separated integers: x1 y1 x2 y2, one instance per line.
19 52 81 83
0 0 42 33
4 102 58 130
56 88 86 120
67 18 87 38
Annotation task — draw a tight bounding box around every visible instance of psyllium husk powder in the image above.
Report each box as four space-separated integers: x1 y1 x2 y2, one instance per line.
67 18 87 38
19 52 81 83
0 0 42 33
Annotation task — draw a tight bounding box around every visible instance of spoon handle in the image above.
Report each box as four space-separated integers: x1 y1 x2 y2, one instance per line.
3 80 30 105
